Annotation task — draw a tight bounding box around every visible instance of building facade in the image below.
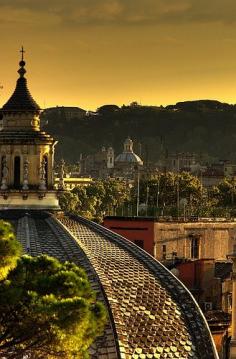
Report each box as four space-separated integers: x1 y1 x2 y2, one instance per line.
80 137 143 179
0 51 59 209
104 217 236 261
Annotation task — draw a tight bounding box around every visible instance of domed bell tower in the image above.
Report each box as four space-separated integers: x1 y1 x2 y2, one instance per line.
0 48 59 209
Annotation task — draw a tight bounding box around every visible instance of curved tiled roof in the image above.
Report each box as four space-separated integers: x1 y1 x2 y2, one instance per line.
2 77 40 112
0 210 219 359
115 152 143 164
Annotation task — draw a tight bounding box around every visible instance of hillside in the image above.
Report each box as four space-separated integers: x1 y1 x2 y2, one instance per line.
42 100 236 164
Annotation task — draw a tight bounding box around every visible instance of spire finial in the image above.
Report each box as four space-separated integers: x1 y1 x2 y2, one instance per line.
18 46 26 78
20 46 25 61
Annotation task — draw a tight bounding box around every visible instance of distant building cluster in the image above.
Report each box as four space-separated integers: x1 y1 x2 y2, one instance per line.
78 140 236 192
80 137 143 179
159 153 236 187
41 107 236 191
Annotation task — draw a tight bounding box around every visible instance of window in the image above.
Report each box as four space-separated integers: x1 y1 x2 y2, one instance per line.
227 294 232 312
162 245 166 260
190 236 200 259
134 239 144 249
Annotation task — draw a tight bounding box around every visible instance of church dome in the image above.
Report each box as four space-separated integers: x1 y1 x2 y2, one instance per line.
115 151 143 164
115 137 143 165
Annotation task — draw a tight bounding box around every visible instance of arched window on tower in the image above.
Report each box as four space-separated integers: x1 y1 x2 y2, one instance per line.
14 156 21 189
43 155 48 188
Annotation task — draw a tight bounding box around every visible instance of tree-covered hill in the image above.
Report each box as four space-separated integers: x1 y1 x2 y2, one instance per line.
42 100 236 164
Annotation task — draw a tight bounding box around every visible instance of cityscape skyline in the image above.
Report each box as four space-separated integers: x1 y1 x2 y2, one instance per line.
0 3 236 357
1 0 236 110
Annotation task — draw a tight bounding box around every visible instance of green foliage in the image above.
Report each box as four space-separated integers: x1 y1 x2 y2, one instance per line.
0 255 107 358
59 174 236 219
0 220 22 281
212 177 236 207
59 179 131 222
0 221 107 358
130 172 203 215
59 191 79 214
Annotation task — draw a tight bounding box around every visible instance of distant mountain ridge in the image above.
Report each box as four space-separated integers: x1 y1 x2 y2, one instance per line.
42 100 236 164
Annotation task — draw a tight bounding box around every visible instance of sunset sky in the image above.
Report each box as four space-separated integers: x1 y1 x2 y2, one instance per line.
1 0 236 110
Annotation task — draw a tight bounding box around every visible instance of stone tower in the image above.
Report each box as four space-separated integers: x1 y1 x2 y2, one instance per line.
107 146 114 169
0 48 59 209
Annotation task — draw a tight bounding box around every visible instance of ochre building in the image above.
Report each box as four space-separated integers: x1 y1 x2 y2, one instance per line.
0 54 58 209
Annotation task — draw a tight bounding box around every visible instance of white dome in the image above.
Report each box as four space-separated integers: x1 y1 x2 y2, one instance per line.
115 137 143 165
115 152 143 165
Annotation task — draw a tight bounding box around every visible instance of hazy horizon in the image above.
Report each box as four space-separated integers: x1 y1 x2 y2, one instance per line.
1 1 236 110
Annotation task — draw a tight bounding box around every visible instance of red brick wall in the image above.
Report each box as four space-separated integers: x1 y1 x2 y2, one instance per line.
103 218 155 256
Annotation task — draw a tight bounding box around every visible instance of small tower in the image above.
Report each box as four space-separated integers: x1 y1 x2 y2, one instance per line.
107 147 114 169
124 137 133 152
0 48 59 209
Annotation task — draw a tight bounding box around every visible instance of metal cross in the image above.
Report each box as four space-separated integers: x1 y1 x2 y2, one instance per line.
20 46 25 61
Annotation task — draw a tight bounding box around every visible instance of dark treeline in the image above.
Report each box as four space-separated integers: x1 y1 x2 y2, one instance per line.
42 100 236 163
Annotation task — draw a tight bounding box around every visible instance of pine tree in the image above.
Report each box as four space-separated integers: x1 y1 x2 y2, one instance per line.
0 221 107 358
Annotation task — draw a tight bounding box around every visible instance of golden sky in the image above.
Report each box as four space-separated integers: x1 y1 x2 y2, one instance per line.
1 0 236 110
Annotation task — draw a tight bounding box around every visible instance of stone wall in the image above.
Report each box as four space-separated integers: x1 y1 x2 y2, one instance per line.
154 221 236 261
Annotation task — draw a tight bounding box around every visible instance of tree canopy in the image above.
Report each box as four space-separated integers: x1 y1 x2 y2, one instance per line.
131 172 202 207
59 179 131 222
43 100 236 163
0 221 107 359
59 173 236 220
212 177 236 207
0 220 22 281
